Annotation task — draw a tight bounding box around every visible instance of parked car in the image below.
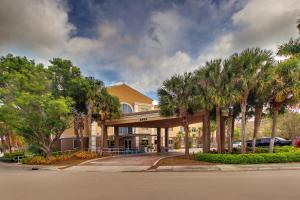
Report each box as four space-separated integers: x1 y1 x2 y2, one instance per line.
295 137 300 148
233 141 242 148
247 137 292 147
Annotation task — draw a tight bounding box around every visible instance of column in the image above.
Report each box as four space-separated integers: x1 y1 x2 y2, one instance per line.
114 126 119 149
101 125 108 149
90 121 97 152
165 128 169 152
157 128 161 153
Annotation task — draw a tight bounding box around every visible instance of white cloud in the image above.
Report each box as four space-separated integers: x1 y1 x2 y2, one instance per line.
1 0 299 98
0 0 73 57
198 0 300 63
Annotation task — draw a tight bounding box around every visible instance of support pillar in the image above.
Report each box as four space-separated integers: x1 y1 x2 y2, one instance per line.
165 128 169 152
114 126 119 149
101 124 108 149
157 128 161 153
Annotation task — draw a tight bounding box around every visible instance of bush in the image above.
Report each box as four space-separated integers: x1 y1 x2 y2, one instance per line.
1 152 25 162
196 151 300 164
274 146 299 153
73 151 98 159
23 156 49 165
22 154 74 165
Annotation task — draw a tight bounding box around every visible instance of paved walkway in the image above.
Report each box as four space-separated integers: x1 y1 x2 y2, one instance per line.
64 152 181 172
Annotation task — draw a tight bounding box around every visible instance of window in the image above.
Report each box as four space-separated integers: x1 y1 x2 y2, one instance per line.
180 127 184 132
73 139 80 149
119 103 133 134
191 127 197 132
121 103 132 113
169 139 173 145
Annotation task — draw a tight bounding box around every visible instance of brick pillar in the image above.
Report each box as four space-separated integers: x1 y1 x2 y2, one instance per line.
165 128 169 152
157 128 161 153
114 126 119 149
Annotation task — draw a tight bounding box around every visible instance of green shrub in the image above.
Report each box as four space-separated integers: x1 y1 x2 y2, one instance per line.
196 151 300 164
274 146 300 153
1 152 25 162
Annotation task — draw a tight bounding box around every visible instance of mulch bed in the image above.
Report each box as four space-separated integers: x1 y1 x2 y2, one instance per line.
157 155 214 167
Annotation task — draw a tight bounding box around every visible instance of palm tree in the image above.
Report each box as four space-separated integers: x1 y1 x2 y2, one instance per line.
268 56 300 152
194 59 228 153
84 77 104 149
158 73 200 158
230 48 273 153
193 69 214 153
249 54 274 153
278 39 300 56
93 88 121 151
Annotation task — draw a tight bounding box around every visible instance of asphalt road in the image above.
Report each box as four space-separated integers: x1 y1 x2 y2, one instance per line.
1 166 300 200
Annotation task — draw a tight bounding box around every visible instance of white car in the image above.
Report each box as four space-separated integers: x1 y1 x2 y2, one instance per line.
233 141 242 148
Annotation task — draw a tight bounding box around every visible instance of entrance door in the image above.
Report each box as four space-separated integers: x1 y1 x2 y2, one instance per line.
124 139 132 149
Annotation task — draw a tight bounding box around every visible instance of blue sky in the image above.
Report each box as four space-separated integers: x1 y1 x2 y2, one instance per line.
0 0 299 100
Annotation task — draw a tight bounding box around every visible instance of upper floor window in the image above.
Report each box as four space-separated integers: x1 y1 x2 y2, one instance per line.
121 103 133 114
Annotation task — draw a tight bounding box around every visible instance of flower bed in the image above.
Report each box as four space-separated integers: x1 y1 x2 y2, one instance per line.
22 151 99 165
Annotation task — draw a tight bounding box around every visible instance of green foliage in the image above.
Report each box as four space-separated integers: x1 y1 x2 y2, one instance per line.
158 72 200 117
197 151 300 164
197 146 300 164
278 111 300 140
277 38 300 56
93 88 121 122
1 152 24 162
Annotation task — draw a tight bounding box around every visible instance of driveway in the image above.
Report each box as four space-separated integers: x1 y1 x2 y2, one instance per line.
65 152 181 172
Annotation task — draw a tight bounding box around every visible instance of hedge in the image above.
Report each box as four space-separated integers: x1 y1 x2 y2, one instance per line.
0 152 25 162
197 147 300 164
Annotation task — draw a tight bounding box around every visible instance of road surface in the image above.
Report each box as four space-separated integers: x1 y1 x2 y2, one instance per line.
0 166 299 200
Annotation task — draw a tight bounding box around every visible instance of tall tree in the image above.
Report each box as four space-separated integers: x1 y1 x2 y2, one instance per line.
230 48 273 153
194 68 215 153
0 54 74 157
84 77 104 149
158 73 200 158
48 59 97 150
93 89 121 151
268 56 300 152
195 59 239 153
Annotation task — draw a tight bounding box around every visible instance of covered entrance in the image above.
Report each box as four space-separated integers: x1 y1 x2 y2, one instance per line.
98 110 205 154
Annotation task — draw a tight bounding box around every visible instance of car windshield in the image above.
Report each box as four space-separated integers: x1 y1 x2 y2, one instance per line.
276 137 287 141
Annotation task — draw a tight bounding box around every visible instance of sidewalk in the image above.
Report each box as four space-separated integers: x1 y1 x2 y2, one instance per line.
0 161 62 171
153 163 300 172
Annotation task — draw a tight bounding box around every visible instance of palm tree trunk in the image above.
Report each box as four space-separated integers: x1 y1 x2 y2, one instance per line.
216 106 222 154
269 103 280 153
184 123 190 158
79 127 84 150
202 109 211 153
240 90 249 153
220 115 226 153
252 104 263 153
230 117 235 152
227 116 233 153
6 132 12 153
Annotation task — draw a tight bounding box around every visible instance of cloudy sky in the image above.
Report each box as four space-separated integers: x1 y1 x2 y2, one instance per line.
0 0 299 99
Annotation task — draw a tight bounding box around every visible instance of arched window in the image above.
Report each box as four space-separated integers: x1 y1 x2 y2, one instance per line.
119 103 133 134
121 103 133 114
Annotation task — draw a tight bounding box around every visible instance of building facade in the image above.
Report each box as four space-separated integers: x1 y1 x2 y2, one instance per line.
58 83 203 152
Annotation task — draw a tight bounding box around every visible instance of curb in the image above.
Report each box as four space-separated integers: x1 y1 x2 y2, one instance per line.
147 154 183 171
0 162 62 171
